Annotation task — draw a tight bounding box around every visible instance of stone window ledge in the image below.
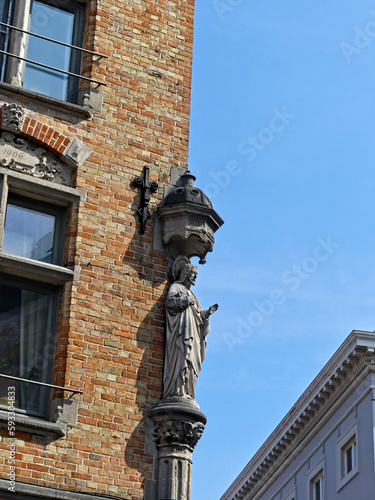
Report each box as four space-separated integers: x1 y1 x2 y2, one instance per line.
0 479 127 499
0 410 66 437
1 168 84 205
0 253 75 285
0 81 92 118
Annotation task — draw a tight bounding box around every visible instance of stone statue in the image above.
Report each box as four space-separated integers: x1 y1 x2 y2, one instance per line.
163 256 218 400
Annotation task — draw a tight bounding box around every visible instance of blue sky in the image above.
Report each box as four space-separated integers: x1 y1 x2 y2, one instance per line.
188 2 375 498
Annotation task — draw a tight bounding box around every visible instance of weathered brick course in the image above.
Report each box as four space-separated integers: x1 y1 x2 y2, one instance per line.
0 0 195 497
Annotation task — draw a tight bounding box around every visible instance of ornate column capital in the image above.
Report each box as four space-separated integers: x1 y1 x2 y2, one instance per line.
149 398 207 499
150 397 206 452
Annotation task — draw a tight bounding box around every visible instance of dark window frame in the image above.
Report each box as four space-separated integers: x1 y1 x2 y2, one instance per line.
313 474 323 500
0 0 86 103
0 272 61 418
0 170 79 420
307 459 325 500
337 423 359 491
0 0 13 81
4 193 67 265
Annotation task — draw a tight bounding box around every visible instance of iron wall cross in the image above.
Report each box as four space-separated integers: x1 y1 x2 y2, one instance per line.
133 165 158 234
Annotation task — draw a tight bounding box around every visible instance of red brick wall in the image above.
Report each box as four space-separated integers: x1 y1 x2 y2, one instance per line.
0 0 195 497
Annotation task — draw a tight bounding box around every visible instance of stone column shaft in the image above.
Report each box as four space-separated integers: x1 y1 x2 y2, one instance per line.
157 446 192 500
150 398 206 500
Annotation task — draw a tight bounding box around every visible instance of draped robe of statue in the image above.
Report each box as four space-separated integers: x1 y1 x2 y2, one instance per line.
163 281 210 399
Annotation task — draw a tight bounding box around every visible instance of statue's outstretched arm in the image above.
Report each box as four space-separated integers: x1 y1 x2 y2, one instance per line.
202 303 218 320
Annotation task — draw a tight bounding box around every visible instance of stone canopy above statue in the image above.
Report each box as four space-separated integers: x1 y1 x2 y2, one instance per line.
162 170 212 208
156 170 224 264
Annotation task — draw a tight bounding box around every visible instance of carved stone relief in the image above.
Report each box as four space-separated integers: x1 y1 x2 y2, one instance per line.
2 103 26 132
149 397 207 499
153 419 205 450
63 136 92 168
163 216 215 249
0 132 72 186
155 170 224 265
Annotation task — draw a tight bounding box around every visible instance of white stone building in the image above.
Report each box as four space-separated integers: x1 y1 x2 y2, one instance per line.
220 330 375 500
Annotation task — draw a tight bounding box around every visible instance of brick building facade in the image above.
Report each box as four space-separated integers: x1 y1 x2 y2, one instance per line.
0 0 197 498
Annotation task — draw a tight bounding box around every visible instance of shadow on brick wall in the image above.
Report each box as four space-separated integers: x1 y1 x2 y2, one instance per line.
121 227 168 499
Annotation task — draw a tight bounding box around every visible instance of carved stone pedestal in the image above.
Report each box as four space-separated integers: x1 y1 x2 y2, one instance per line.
150 397 207 500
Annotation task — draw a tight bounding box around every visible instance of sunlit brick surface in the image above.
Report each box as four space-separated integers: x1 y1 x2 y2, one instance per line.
0 0 195 497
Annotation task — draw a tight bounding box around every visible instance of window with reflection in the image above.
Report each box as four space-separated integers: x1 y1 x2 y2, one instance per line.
0 0 85 102
0 0 12 81
337 428 359 490
344 439 356 474
24 1 79 100
0 277 58 417
312 473 323 500
0 158 78 422
0 191 67 418
3 196 64 264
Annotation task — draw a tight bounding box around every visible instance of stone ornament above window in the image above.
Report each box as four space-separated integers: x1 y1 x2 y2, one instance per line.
0 103 92 183
63 136 92 169
0 131 72 186
1 103 26 132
